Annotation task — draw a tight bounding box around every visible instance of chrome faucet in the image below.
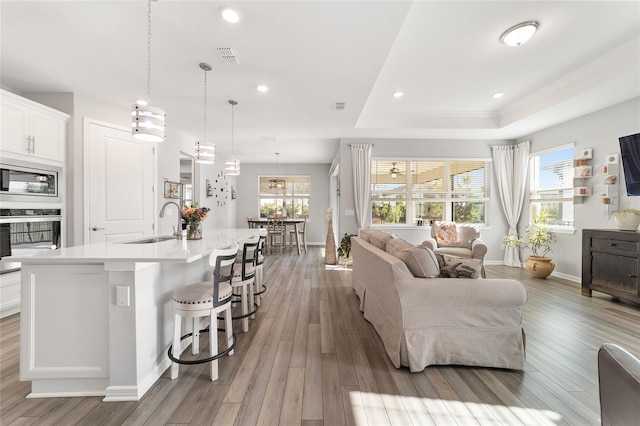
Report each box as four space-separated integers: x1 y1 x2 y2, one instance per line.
159 201 183 239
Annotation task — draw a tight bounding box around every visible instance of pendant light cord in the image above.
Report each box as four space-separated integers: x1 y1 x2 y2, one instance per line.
146 0 152 102
203 68 208 140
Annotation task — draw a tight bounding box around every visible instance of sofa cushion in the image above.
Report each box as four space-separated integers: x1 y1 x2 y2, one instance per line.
397 246 440 278
359 228 378 243
386 238 413 257
440 254 482 279
434 222 458 245
369 230 394 250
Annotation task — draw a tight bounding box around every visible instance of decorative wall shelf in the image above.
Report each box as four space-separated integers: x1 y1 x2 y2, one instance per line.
573 148 593 204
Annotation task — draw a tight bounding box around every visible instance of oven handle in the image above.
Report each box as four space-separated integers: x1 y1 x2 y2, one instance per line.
0 216 62 224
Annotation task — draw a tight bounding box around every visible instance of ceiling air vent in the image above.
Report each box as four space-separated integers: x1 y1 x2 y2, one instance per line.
217 47 239 64
334 102 346 111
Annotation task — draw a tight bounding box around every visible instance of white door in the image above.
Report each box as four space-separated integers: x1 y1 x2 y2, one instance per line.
86 120 155 244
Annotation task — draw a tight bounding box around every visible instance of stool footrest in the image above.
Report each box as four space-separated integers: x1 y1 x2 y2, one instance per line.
168 328 236 365
255 284 267 296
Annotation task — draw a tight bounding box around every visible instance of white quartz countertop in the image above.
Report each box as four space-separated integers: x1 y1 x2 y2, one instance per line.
11 228 263 264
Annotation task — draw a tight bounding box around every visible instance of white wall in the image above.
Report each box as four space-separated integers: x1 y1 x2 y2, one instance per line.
336 138 512 262
517 97 640 279
234 163 331 245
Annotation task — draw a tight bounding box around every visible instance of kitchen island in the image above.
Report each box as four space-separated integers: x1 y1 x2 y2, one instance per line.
12 229 261 402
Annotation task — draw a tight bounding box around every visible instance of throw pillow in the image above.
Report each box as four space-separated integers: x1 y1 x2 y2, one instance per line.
440 254 482 279
397 246 440 278
386 238 412 258
435 222 458 245
369 231 394 250
439 263 460 278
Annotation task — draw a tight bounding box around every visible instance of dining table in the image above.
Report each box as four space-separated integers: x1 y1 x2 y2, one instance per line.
247 217 306 255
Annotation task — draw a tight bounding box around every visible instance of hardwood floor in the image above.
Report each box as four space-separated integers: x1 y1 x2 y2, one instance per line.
1 248 638 425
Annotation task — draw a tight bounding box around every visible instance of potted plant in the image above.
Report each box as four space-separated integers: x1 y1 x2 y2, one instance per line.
337 233 357 266
610 209 640 231
504 214 556 278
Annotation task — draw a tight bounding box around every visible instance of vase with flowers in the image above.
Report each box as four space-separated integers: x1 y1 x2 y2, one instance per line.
181 203 210 240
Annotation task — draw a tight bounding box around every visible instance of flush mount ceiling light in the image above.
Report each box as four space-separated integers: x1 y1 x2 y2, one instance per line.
389 162 401 179
194 63 215 165
225 100 240 176
221 7 240 23
492 92 504 99
268 153 286 190
500 20 539 47
393 91 404 98
257 85 269 93
131 0 166 142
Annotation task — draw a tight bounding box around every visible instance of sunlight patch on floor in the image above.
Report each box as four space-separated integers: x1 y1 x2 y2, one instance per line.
348 391 563 425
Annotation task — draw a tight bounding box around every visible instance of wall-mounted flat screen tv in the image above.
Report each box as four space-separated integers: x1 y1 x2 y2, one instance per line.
619 132 640 196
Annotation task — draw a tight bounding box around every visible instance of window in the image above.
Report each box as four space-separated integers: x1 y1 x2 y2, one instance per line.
258 176 310 218
529 145 574 229
371 159 491 225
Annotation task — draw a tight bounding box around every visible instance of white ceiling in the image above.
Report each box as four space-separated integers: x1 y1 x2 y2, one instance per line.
2 1 639 164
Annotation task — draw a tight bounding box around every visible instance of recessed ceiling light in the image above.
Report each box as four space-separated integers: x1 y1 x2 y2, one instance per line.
221 7 240 23
393 91 404 98
500 20 539 47
492 92 504 99
257 85 269 93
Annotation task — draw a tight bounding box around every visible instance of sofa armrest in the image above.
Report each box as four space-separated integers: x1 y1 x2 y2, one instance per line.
598 343 640 426
421 237 437 251
471 238 488 260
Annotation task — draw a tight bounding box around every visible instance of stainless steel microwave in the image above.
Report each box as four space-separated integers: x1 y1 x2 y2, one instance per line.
0 160 61 203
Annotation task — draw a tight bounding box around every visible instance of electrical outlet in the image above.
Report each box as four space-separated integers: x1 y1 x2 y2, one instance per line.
116 286 130 307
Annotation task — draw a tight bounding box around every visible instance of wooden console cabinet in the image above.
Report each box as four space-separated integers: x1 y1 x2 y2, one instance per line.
582 229 640 303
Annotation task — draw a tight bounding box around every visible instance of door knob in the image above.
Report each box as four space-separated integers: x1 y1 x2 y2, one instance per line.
91 226 105 231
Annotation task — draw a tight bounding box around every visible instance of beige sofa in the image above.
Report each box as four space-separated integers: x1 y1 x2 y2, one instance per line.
352 228 527 372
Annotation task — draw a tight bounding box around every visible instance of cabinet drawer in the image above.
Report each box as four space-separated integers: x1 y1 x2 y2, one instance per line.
592 238 639 254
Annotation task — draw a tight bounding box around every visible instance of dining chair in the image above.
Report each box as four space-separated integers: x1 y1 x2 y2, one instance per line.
168 241 238 382
289 217 308 253
267 217 286 253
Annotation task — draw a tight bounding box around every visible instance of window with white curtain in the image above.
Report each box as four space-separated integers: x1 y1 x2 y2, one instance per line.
371 159 491 225
258 176 310 218
528 145 575 229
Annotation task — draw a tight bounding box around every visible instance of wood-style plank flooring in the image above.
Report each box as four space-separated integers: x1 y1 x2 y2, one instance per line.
2 247 639 425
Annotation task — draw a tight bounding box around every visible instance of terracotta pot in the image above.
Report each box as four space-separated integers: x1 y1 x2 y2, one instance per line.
525 256 555 279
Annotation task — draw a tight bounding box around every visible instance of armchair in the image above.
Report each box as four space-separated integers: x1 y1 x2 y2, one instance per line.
422 222 487 276
598 343 640 426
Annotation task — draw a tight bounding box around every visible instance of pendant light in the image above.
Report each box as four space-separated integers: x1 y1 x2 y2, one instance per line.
224 100 240 175
268 153 286 190
131 0 166 142
194 62 215 164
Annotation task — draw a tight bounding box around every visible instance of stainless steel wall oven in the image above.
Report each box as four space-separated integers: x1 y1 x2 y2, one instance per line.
0 208 62 274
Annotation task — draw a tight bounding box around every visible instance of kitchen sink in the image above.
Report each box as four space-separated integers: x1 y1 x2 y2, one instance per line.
123 236 177 244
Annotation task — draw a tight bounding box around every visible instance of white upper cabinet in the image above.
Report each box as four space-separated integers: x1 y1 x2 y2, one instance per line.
1 90 69 165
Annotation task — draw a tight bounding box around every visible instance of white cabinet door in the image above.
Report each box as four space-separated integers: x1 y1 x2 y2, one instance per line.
0 99 30 156
0 90 68 165
31 109 66 163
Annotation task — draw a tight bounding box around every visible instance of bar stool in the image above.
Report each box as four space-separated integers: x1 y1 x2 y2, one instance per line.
168 241 238 381
231 234 259 332
254 231 267 307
